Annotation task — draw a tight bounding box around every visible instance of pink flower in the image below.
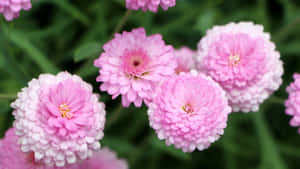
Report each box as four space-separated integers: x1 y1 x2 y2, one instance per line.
148 73 231 152
126 0 176 12
285 73 300 133
80 148 128 169
94 28 177 107
0 128 81 169
11 72 106 167
174 47 196 74
0 0 32 21
197 22 283 112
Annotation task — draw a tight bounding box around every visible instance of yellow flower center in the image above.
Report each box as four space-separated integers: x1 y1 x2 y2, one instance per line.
59 104 72 119
229 54 241 66
182 104 194 114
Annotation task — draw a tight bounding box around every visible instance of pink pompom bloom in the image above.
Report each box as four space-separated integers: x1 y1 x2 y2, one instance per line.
0 128 81 169
148 73 231 152
11 72 106 167
285 73 300 133
0 0 32 21
197 22 283 112
174 47 196 74
126 0 176 12
80 148 128 169
94 28 177 107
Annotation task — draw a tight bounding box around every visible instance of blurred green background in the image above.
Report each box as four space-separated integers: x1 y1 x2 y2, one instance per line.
1 0 300 168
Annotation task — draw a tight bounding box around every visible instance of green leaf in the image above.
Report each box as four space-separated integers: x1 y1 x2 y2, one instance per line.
102 136 135 154
195 9 217 34
4 29 58 73
38 0 90 26
149 134 190 161
253 111 288 169
274 16 300 42
112 0 125 6
0 53 4 69
74 42 102 62
0 101 11 137
0 54 29 85
75 58 98 78
278 41 300 55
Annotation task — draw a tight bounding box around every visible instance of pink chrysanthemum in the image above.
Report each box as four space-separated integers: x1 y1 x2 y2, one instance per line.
126 0 176 12
148 73 231 152
11 72 106 167
197 22 283 112
94 28 177 107
0 128 81 169
0 0 32 21
285 73 300 133
174 47 196 74
80 148 128 169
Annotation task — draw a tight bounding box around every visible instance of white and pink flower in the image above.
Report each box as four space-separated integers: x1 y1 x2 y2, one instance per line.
11 72 106 167
197 22 283 112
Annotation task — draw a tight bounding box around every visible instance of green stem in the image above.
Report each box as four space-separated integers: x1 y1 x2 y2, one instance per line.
266 96 285 105
75 10 132 77
113 10 132 34
274 16 300 42
129 134 151 165
0 94 16 100
252 111 287 169
106 103 125 129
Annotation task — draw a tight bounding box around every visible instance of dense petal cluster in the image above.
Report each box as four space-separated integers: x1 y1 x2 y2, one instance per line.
285 73 300 133
126 0 176 12
148 73 231 152
11 72 106 167
197 22 283 112
0 0 32 21
94 28 177 107
174 47 196 74
0 128 81 169
81 148 128 169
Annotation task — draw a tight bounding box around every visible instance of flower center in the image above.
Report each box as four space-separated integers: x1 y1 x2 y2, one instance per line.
127 56 150 79
59 103 72 119
122 49 151 79
130 56 144 69
182 104 194 114
133 60 140 67
229 54 241 66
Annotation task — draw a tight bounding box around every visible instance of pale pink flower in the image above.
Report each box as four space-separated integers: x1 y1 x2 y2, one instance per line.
148 73 231 152
174 47 196 74
126 0 176 12
0 0 32 21
285 73 300 133
94 28 177 107
11 72 106 167
80 148 128 169
0 128 81 169
197 22 283 112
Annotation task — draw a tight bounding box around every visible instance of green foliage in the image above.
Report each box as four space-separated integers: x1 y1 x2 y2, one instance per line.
4 29 58 73
1 0 300 169
149 134 191 160
73 41 102 62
